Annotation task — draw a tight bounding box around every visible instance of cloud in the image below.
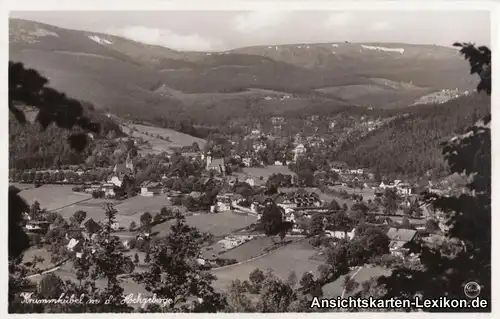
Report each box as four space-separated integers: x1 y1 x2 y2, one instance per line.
233 11 291 33
324 12 354 27
369 21 391 31
108 26 222 51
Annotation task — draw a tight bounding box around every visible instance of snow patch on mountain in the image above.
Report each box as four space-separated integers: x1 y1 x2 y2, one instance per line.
88 35 113 45
361 45 404 54
28 28 59 38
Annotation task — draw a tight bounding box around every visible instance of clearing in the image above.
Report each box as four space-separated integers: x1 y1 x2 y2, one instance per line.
121 123 206 155
240 165 295 180
217 236 279 262
18 184 91 211
152 211 257 237
212 239 321 291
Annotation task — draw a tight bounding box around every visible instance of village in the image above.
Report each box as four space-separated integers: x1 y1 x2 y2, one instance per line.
10 118 469 301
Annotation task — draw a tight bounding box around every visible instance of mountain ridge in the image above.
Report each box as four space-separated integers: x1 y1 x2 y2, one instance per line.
9 18 479 125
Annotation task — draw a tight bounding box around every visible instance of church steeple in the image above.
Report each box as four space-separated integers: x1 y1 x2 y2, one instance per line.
126 150 134 174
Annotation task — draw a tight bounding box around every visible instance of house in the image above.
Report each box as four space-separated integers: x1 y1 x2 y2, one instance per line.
276 197 297 211
325 228 356 240
244 177 267 188
242 157 252 167
379 181 395 189
215 193 234 212
111 222 120 231
81 217 101 234
25 221 50 234
67 238 83 253
396 182 413 195
111 152 135 184
293 144 306 162
386 228 419 257
102 183 116 197
289 192 322 208
206 155 226 175
141 181 163 197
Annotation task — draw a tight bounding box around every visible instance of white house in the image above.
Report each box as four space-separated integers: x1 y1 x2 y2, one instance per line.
397 183 412 195
109 176 122 187
102 183 115 197
111 222 120 231
141 181 162 197
325 228 356 240
67 238 80 252
293 144 306 162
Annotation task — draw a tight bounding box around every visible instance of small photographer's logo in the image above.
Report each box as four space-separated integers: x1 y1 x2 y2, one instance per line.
464 281 481 298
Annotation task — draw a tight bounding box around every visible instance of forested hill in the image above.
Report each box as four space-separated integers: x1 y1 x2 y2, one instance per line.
9 103 124 170
335 93 491 178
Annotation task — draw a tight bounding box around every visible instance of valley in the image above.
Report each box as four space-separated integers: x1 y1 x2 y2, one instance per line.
8 14 491 314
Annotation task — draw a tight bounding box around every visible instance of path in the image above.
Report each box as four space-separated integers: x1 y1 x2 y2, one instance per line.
341 266 363 298
49 197 93 212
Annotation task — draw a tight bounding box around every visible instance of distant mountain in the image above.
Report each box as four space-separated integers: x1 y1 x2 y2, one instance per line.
9 18 480 125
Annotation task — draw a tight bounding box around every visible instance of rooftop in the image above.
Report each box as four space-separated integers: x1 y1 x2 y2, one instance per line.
386 228 417 243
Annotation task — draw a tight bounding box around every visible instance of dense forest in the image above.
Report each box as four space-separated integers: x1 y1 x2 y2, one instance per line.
335 93 490 178
9 103 124 170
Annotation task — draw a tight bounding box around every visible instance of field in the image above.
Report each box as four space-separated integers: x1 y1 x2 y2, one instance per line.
113 195 172 216
18 184 92 211
241 165 295 180
152 211 257 237
321 266 390 298
54 195 179 226
122 123 206 154
212 239 321 291
218 237 279 262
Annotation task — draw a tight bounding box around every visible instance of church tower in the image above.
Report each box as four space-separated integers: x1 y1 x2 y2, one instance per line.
125 151 134 174
206 152 212 170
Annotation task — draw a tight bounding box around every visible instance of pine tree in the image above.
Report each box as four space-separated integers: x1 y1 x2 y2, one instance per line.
133 215 226 312
86 204 133 312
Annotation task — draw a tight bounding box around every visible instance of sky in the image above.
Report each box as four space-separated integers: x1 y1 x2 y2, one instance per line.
10 10 490 52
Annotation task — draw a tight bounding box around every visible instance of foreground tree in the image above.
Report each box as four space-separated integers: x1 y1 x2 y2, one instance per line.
87 204 134 312
133 216 226 312
70 210 87 226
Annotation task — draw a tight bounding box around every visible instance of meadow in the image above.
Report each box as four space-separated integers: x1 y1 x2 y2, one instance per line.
212 239 321 291
152 211 257 237
18 184 92 211
122 123 206 154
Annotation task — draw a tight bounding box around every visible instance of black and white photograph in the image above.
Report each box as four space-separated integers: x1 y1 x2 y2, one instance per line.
6 0 494 314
